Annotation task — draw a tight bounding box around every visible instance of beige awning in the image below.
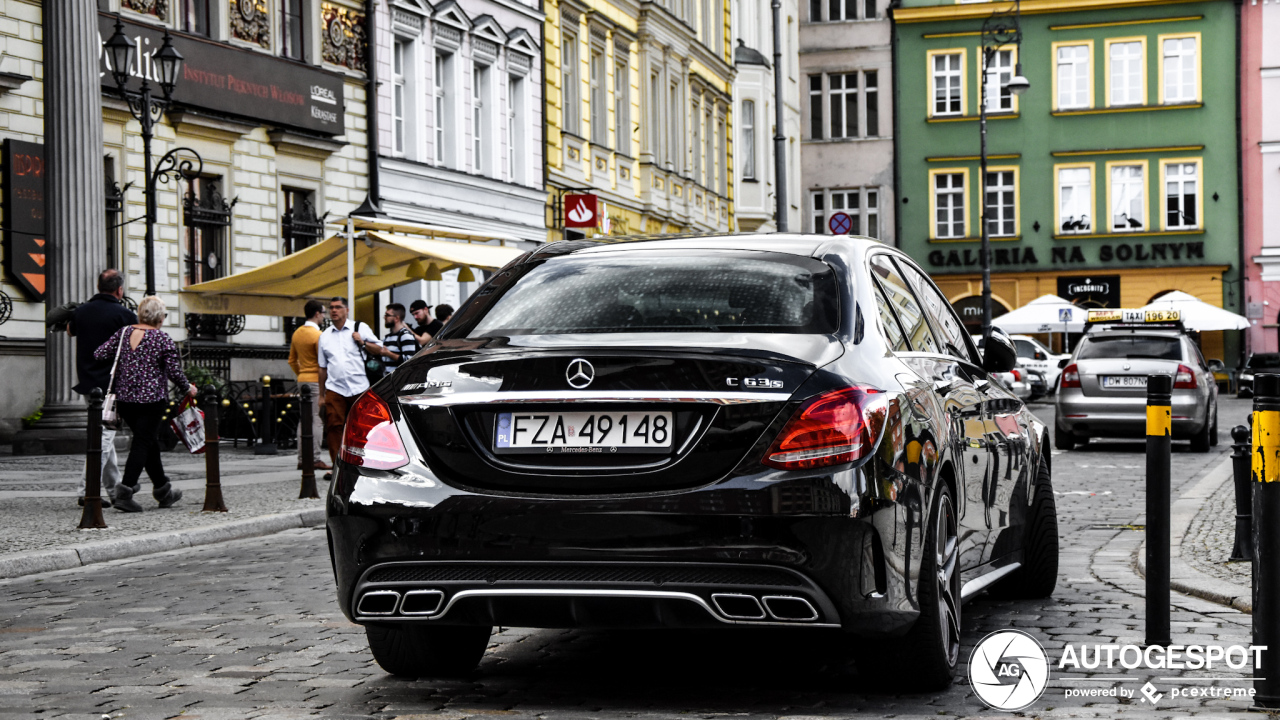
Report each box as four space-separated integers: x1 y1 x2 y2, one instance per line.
179 221 526 317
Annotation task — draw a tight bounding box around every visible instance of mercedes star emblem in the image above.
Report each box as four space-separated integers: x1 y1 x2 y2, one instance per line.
566 358 594 389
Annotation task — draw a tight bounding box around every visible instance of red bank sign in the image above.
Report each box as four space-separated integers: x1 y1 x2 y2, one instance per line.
564 194 598 228
97 13 344 135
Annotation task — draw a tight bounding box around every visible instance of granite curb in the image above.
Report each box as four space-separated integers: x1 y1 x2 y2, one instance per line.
1134 455 1254 613
0 506 327 580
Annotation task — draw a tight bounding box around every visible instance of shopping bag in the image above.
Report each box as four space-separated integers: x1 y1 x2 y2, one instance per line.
170 398 206 454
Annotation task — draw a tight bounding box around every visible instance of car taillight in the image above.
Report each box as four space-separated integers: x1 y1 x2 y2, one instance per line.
1174 363 1197 389
1060 364 1081 388
1011 369 1023 382
340 392 410 470
763 386 887 471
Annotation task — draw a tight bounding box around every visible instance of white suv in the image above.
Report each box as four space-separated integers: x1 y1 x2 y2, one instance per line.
1011 334 1069 390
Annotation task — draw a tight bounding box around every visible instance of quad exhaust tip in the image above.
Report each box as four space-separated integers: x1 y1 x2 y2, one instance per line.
356 590 400 616
711 593 766 620
762 595 819 622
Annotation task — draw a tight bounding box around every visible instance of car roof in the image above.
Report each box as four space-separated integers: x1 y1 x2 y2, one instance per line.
528 232 884 260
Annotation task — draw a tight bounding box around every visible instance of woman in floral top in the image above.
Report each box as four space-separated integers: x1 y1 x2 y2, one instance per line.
94 296 196 512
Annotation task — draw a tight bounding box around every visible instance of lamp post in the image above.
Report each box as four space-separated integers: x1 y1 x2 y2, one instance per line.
978 2 1029 348
771 0 788 232
105 15 202 297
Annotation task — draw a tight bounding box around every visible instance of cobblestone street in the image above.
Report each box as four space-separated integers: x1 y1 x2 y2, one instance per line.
0 399 1264 719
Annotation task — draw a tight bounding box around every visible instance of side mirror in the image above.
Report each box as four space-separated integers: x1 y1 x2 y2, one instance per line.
1207 359 1226 372
981 327 1018 373
1058 358 1071 369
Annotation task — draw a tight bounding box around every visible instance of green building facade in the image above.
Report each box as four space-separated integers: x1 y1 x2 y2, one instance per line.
891 0 1241 362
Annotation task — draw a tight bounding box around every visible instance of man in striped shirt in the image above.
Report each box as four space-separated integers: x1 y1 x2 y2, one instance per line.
373 303 419 377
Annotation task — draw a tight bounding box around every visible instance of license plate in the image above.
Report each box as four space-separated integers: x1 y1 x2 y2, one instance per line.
1102 375 1148 388
494 411 673 454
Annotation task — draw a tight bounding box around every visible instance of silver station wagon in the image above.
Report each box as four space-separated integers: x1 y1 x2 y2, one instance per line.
1054 310 1218 451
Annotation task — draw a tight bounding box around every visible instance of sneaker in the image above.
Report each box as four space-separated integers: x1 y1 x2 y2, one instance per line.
153 482 183 509
112 484 144 513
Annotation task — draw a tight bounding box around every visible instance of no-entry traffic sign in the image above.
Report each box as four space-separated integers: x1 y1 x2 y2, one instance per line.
829 212 852 235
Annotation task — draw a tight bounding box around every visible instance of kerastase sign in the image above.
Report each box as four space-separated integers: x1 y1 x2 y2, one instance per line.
2 139 46 301
97 13 345 135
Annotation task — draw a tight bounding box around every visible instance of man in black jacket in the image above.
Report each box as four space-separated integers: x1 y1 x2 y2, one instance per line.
68 269 137 507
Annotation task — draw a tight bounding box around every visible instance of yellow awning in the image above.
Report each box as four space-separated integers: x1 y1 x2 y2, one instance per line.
179 225 526 317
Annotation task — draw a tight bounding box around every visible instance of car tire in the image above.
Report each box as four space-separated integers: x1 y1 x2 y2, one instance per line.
1054 428 1074 451
365 623 492 678
1191 411 1212 453
990 453 1058 599
856 483 960 691
1210 408 1219 447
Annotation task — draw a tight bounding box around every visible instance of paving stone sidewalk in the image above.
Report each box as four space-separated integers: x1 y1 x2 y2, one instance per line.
0 443 325 561
1182 469 1252 589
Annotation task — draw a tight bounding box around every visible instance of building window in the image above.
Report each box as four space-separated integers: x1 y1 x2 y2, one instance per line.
1055 42 1091 110
105 156 122 270
281 0 305 61
589 46 606 146
932 171 966 239
393 39 407 155
866 188 879 238
1109 163 1146 231
741 99 756 180
814 188 880 237
981 48 1015 112
864 0 876 18
717 114 726 195
829 73 858 138
1163 160 1200 230
614 55 630 154
811 192 825 232
931 51 964 117
435 52 453 167
508 76 523 181
808 74 823 139
183 176 231 286
669 82 683 173
809 0 821 22
1107 38 1145 107
1161 34 1198 104
816 0 875 21
282 188 322 255
562 29 580 135
696 97 706 181
473 64 488 174
179 0 211 36
984 169 1017 237
865 70 879 136
1057 165 1094 234
648 71 662 162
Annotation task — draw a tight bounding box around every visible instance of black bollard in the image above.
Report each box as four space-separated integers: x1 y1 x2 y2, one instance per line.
201 385 228 512
254 375 278 455
1252 373 1280 708
1230 424 1253 562
299 384 319 499
78 388 108 530
1145 373 1172 648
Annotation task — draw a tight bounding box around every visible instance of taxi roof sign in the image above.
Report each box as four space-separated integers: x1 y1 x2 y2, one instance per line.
1086 308 1181 324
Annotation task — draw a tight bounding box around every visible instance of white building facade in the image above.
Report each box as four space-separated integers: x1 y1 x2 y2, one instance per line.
731 0 801 232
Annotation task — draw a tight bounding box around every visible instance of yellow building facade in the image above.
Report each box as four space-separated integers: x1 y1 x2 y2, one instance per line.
545 0 736 239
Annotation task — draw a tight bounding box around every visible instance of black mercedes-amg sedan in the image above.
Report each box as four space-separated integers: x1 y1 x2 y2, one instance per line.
326 234 1058 690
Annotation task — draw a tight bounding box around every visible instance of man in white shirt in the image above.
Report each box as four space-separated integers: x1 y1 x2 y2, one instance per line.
317 296 381 467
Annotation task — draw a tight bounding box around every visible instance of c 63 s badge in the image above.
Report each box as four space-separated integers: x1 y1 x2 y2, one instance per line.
726 378 784 389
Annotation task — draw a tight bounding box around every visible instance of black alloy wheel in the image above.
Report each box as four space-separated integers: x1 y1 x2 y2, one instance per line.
1191 409 1212 453
991 451 1059 599
857 483 960 690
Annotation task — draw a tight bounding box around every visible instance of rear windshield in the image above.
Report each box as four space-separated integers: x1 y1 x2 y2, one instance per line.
1077 335 1183 361
1249 355 1280 369
468 251 840 336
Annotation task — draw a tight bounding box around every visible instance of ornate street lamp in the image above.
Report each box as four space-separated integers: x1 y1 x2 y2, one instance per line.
978 1 1030 347
105 15 201 296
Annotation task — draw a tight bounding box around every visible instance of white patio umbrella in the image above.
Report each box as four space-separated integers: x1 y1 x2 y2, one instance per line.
989 294 1086 334
1141 291 1250 331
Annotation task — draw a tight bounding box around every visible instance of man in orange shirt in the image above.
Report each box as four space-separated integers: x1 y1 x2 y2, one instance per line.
288 300 330 470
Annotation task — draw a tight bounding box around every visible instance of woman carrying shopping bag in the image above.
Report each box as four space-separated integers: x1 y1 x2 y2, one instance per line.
94 296 197 512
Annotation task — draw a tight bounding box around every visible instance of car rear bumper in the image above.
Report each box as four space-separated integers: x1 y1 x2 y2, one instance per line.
1055 390 1208 437
326 464 923 637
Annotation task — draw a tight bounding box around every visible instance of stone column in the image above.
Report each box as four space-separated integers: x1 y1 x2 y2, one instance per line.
15 1 107 454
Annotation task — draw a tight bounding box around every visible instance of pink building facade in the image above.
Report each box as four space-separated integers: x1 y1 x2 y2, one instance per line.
1243 0 1280 354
